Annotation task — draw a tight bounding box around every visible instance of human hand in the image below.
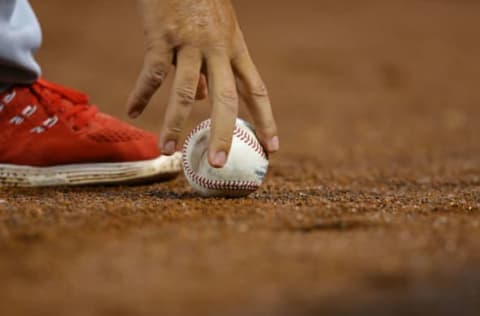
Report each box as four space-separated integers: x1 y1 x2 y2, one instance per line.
127 0 279 167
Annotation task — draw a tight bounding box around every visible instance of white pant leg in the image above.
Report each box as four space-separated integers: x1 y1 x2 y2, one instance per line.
0 0 42 92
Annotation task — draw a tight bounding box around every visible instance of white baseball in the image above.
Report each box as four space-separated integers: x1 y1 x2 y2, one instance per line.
182 118 269 197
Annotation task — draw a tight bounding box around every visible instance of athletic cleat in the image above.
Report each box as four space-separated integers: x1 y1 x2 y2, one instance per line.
0 78 181 187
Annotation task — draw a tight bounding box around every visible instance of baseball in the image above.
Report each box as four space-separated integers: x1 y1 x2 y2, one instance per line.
182 118 269 197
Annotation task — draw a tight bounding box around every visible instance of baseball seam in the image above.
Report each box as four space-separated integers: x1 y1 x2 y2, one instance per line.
182 119 267 192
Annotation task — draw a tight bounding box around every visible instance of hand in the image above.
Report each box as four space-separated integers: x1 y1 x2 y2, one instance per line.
127 0 279 167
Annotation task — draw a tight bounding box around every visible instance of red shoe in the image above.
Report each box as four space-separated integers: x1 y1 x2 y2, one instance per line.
0 78 181 187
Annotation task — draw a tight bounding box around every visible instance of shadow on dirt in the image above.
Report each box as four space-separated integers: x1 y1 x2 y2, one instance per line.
283 218 380 233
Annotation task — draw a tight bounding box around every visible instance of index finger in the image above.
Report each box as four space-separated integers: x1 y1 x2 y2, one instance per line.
127 42 173 118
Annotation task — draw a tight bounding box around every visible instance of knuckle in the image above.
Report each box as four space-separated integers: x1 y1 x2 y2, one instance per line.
164 125 183 137
174 85 197 106
164 113 185 135
250 82 269 98
216 89 238 111
145 62 169 87
147 68 167 86
218 89 238 103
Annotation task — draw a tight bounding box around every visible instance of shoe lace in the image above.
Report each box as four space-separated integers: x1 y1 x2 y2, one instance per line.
31 78 98 130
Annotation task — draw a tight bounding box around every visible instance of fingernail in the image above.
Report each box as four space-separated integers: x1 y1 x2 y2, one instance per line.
129 110 141 118
268 136 280 152
163 140 176 155
211 151 227 168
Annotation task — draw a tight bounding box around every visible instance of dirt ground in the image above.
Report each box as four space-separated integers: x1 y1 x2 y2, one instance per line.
1 0 480 315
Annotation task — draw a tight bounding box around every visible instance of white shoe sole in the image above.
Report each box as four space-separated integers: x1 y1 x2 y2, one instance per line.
0 152 182 187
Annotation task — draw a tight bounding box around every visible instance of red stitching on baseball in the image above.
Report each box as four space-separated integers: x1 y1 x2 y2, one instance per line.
182 119 267 192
